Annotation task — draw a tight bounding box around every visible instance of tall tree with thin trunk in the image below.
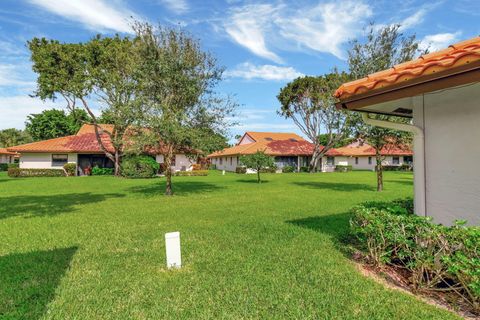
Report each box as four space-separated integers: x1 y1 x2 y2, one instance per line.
28 35 141 176
347 24 421 191
133 22 236 195
277 72 352 173
240 151 275 183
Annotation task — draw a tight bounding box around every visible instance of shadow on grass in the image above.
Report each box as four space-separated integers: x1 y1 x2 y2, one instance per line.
128 180 222 196
390 179 413 186
291 181 375 192
0 193 125 220
286 212 354 255
235 179 270 184
0 247 77 320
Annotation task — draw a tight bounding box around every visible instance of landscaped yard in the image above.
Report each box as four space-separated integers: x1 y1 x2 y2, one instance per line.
0 171 460 319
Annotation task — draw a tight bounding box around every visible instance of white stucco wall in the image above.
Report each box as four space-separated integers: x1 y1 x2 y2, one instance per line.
20 153 77 169
0 155 14 164
331 155 407 171
155 154 195 172
416 82 480 226
211 156 239 172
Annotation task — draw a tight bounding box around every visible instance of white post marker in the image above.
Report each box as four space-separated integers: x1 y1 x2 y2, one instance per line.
165 231 182 269
222 170 225 175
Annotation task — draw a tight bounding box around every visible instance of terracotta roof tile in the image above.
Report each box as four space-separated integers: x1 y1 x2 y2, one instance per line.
0 148 17 156
333 142 412 157
335 36 480 100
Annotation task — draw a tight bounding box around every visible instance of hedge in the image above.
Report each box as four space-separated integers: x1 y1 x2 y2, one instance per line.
63 163 77 176
8 168 66 177
382 164 412 171
92 166 114 176
0 163 7 171
350 199 480 313
175 170 208 176
335 165 353 172
282 165 295 173
121 155 159 178
235 166 247 174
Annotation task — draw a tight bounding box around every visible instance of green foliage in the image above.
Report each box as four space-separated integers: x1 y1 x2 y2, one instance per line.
382 164 412 171
282 165 295 173
91 166 114 176
0 128 33 148
277 72 352 172
299 166 309 173
235 166 246 174
318 134 353 148
335 165 353 172
175 170 208 176
8 168 65 177
0 164 8 171
350 200 480 312
63 163 77 176
121 155 159 178
240 151 275 183
26 108 89 141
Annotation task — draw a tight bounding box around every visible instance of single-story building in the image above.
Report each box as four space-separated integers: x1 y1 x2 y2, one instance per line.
0 148 17 164
335 36 480 225
329 141 413 171
208 131 339 172
7 124 197 175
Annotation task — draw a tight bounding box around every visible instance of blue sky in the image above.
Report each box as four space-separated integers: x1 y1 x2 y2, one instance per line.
0 0 478 140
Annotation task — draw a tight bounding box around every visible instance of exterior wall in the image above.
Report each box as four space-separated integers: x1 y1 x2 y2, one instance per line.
211 156 239 172
238 134 255 145
418 82 480 226
155 154 196 172
322 155 409 171
20 153 77 169
0 154 14 163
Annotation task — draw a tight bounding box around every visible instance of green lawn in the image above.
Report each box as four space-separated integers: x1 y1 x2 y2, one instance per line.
0 171 460 319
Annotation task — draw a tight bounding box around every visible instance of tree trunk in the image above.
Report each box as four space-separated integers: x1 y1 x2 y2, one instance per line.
114 150 120 176
257 168 261 183
375 150 383 192
164 147 174 196
309 149 320 173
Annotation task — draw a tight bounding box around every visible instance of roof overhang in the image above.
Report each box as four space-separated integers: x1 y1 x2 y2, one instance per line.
336 60 480 117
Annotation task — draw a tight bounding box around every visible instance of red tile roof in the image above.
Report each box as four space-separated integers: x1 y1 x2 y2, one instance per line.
0 148 17 156
335 37 480 100
331 142 412 157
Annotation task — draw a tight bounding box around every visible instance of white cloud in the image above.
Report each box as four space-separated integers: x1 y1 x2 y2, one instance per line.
0 64 35 87
224 4 283 63
399 8 429 31
419 32 461 52
276 1 372 60
160 0 188 14
225 62 304 81
27 0 135 33
234 122 297 131
223 1 372 61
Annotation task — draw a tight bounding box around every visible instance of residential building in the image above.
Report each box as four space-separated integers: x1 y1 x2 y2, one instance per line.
7 124 197 175
335 36 480 225
0 148 17 164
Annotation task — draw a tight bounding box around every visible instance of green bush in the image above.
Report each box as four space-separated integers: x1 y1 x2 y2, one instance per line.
210 164 217 170
8 168 65 177
300 166 309 172
282 165 295 173
175 170 209 176
382 164 412 171
8 163 18 169
335 165 352 172
121 155 159 178
350 199 480 313
235 166 247 174
0 163 8 171
63 163 77 176
91 166 114 176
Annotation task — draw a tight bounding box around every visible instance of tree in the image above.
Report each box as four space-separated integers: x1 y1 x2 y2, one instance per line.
347 24 421 191
133 22 236 195
0 128 32 148
240 151 275 183
277 72 352 173
25 108 89 141
317 133 353 148
28 35 142 176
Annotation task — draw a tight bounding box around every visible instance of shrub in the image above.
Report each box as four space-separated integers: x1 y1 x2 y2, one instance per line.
8 163 19 168
350 199 480 313
300 166 309 173
335 165 352 172
282 165 295 173
63 163 77 176
210 164 217 170
260 165 277 173
91 166 114 176
175 170 208 176
382 164 412 171
235 166 247 174
191 163 202 171
8 168 65 177
121 155 159 178
0 163 8 171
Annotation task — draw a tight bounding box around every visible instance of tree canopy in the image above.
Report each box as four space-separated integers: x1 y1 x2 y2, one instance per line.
0 129 32 148
25 108 89 141
240 151 275 183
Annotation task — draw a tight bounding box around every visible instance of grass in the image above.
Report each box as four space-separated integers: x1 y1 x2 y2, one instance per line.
0 171 460 319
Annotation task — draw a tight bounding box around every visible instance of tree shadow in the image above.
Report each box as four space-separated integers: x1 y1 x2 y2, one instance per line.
0 193 125 220
128 180 223 196
0 247 77 320
235 179 270 184
390 179 413 186
286 212 353 255
291 181 375 192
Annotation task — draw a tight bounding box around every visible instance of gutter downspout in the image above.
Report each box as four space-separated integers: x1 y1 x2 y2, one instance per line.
361 113 426 217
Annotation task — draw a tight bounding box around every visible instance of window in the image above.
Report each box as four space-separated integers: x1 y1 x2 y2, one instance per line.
392 156 400 165
52 154 68 166
326 156 334 165
368 157 372 165
355 157 359 165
